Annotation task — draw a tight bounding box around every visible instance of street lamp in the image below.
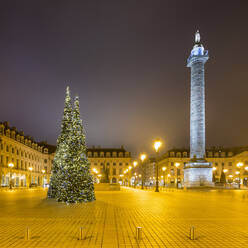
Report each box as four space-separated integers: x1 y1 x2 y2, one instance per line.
8 163 14 189
162 167 166 187
236 162 243 189
133 161 138 167
154 139 162 192
140 153 147 189
175 162 180 188
128 166 132 187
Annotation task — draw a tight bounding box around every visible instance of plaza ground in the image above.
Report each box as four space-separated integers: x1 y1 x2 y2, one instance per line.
0 188 248 247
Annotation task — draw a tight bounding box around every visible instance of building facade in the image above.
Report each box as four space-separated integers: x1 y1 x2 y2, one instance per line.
157 148 248 187
0 122 55 187
87 147 132 184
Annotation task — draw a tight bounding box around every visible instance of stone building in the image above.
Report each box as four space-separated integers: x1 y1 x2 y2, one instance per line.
158 148 248 187
0 122 133 187
0 122 55 187
87 147 132 184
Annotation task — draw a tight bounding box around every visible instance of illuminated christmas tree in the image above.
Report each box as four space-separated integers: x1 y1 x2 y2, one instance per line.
48 86 73 199
48 88 95 203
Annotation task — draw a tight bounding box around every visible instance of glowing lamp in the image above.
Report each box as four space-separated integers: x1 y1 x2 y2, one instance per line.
154 140 162 152
8 163 14 168
162 167 166 171
175 163 180 168
237 162 244 168
140 153 147 162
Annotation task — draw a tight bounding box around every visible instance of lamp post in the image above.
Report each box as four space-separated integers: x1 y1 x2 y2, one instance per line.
8 163 14 189
28 167 33 187
236 162 243 189
128 166 132 187
133 161 138 187
175 163 180 188
162 167 166 187
154 140 162 192
140 153 147 189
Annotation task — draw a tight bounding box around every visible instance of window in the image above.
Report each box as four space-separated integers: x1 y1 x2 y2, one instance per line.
113 162 116 166
113 168 116 175
44 159 47 163
6 145 9 152
171 162 174 167
176 152 181 158
228 162 232 166
119 168 122 174
100 163 104 166
106 163 110 166
12 148 14 153
119 162 122 166
215 162 218 166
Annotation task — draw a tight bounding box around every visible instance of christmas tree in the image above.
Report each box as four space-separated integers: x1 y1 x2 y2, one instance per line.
48 87 95 203
48 86 73 199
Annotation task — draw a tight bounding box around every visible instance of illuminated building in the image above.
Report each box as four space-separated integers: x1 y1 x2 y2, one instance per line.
0 122 54 187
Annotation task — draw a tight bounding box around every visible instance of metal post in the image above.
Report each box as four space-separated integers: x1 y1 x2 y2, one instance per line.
78 227 83 240
155 152 159 192
141 162 144 190
189 226 195 240
25 227 30 240
136 227 142 240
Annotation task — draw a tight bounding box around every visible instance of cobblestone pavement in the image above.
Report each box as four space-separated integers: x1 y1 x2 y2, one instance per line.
0 187 248 248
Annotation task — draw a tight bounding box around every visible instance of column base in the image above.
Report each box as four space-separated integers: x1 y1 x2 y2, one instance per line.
184 162 214 188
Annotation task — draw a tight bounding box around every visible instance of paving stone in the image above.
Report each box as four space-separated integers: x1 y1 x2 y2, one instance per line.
0 188 248 247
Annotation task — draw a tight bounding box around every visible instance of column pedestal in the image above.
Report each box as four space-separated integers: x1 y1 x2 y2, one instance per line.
184 161 214 188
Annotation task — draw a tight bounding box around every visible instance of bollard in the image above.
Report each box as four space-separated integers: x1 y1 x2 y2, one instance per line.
136 227 142 240
189 226 195 240
78 227 83 240
25 227 30 241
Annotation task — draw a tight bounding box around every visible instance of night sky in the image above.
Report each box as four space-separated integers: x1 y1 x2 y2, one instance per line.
1 1 248 156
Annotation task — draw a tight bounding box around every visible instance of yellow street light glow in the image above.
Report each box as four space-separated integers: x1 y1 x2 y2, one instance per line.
128 166 132 170
133 161 138 167
168 174 171 177
162 167 166 171
175 163 180 167
229 175 233 178
120 174 124 177
98 174 102 177
223 169 228 173
161 176 163 178
235 171 240 175
154 140 162 152
237 162 244 168
8 163 14 168
28 167 33 171
213 167 217 171
139 174 141 178
134 172 137 176
245 166 248 171
140 153 147 162
41 169 45 174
